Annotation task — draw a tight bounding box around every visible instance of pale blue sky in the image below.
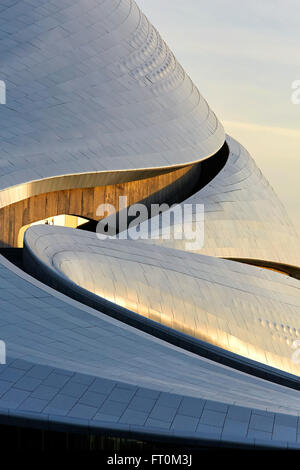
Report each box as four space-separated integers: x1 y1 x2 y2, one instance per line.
138 0 300 228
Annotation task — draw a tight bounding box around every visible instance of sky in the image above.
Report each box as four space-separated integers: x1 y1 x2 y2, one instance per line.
138 0 300 229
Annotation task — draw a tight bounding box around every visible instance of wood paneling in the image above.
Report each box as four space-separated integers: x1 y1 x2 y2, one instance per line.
0 164 200 248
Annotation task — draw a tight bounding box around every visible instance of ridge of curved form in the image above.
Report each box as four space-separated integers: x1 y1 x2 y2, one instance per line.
130 135 300 268
0 0 224 208
23 225 300 377
1 252 300 449
0 0 300 451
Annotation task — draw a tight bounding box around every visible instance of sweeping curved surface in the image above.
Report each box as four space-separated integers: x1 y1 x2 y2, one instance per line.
131 135 300 268
24 225 300 377
0 0 224 207
1 253 300 448
0 0 300 450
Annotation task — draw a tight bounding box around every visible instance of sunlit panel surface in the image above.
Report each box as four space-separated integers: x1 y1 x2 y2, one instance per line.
0 0 224 209
17 214 88 247
3 249 300 450
132 135 300 268
0 0 300 450
24 226 300 376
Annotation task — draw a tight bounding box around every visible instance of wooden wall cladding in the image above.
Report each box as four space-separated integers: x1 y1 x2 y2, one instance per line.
0 163 201 248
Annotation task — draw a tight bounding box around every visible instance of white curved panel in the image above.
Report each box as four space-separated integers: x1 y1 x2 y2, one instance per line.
1 0 300 448
24 225 300 376
133 135 300 267
3 252 300 449
0 0 224 206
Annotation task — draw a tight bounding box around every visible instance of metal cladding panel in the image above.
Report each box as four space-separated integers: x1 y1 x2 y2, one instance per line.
133 135 300 267
24 225 300 377
0 0 299 449
0 0 224 206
